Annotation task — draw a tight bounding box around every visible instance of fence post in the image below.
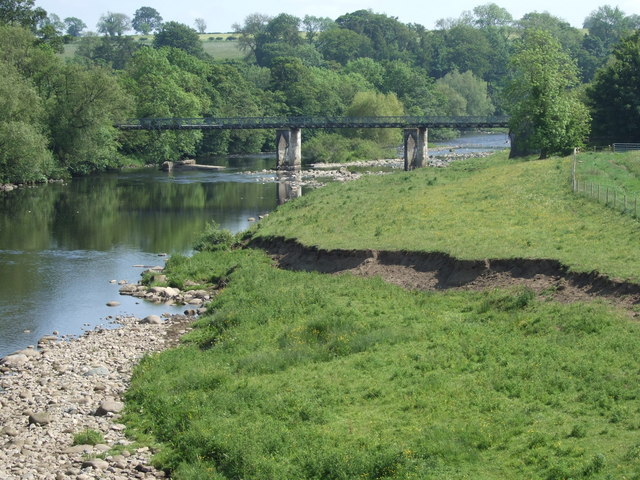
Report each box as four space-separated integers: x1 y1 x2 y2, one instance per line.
572 148 577 192
597 184 600 202
606 188 609 205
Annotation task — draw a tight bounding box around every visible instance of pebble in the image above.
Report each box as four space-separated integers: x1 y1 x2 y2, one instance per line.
0 314 194 479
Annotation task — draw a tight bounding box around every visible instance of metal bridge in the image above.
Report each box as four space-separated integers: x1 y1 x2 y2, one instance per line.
115 115 510 131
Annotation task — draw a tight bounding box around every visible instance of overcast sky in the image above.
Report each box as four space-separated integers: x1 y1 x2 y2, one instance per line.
35 0 640 33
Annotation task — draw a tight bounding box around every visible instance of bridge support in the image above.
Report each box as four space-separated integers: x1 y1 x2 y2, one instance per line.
276 128 302 170
404 128 428 170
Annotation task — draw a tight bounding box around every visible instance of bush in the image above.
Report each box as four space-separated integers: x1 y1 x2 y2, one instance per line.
193 221 235 252
303 133 387 164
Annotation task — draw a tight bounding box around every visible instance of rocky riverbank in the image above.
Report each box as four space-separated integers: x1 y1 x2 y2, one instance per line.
0 312 196 480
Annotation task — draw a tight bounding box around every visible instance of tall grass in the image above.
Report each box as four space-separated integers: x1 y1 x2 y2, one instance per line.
253 151 640 282
125 249 640 479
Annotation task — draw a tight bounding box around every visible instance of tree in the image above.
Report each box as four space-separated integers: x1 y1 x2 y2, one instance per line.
153 21 204 57
335 10 417 62
436 70 494 116
0 0 46 30
588 32 640 144
194 18 206 34
232 12 271 59
316 27 373 65
47 64 131 174
302 15 333 43
76 33 138 69
506 30 590 158
132 7 162 35
97 12 130 37
344 91 405 145
0 58 53 182
583 5 634 53
121 47 209 162
64 16 86 37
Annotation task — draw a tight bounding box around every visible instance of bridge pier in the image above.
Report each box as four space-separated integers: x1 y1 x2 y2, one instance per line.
404 128 428 170
276 128 302 170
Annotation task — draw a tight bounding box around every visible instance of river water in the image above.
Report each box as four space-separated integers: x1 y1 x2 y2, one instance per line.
0 133 508 357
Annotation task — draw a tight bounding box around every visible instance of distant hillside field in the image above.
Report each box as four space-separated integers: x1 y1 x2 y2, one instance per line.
61 33 244 61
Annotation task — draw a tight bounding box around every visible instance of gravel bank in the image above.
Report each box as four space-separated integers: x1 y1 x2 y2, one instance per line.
0 313 195 480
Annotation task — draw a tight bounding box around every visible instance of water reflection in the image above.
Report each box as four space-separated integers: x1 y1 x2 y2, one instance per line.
277 171 303 205
0 166 279 356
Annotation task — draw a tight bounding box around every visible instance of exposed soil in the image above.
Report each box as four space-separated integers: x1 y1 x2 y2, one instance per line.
249 237 640 311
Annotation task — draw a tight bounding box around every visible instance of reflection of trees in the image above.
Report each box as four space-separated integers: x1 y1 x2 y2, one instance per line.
0 173 277 254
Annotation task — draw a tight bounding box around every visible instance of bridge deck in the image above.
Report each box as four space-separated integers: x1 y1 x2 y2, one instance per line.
115 116 510 131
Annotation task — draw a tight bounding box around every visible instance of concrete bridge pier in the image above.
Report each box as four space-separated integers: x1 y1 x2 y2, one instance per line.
403 128 428 170
276 128 302 170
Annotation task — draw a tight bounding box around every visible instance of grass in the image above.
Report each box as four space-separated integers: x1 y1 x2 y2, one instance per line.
124 248 640 479
252 151 640 282
575 151 640 195
73 429 105 446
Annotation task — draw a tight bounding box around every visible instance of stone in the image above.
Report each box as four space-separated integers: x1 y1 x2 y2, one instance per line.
1 353 29 367
16 348 40 358
84 366 110 377
119 284 138 294
95 399 124 416
140 315 163 325
164 287 180 298
2 426 19 436
28 412 52 426
81 458 109 470
106 301 121 307
63 445 93 454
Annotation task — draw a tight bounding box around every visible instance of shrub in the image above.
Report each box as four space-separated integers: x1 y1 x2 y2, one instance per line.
193 221 235 252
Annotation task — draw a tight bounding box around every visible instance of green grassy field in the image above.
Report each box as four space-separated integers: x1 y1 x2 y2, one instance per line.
253 152 640 282
123 152 640 479
61 34 244 61
125 248 640 479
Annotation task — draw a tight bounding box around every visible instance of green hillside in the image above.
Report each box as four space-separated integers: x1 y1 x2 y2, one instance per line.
253 152 640 282
124 153 640 479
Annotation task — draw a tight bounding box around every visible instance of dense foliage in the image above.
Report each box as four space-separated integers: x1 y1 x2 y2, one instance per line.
588 32 640 144
0 2 638 182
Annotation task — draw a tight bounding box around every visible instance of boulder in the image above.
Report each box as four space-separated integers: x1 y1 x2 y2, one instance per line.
84 366 110 377
95 399 124 416
140 315 163 325
28 412 52 426
1 353 29 368
106 301 120 307
81 458 109 470
119 284 138 295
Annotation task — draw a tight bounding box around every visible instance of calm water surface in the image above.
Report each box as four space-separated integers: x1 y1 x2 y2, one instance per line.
0 133 508 357
0 156 279 357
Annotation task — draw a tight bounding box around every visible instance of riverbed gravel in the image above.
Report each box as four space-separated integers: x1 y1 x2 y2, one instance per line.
0 313 195 480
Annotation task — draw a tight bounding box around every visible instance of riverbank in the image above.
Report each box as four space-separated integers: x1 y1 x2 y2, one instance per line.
0 312 196 479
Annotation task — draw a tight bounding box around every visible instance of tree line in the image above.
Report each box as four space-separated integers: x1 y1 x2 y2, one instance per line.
0 0 638 183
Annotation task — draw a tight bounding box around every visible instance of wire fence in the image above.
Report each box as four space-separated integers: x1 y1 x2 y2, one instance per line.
572 149 640 219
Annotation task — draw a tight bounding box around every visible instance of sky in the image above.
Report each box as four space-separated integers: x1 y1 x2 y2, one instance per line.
35 0 640 33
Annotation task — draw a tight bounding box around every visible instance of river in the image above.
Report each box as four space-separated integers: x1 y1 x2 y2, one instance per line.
0 132 508 357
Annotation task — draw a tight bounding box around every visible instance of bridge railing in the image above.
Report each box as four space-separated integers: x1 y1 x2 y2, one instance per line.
116 115 510 130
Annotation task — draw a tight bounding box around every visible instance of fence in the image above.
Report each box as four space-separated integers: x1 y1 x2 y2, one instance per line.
572 149 640 218
613 143 640 153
